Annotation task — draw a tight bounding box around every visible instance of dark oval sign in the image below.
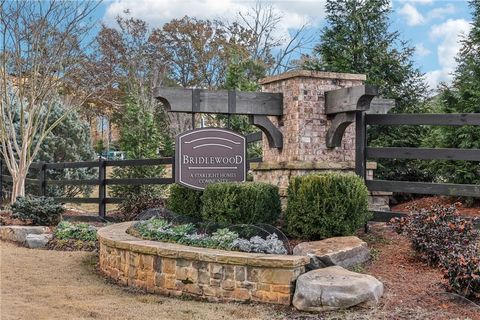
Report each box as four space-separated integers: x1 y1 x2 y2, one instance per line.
175 128 246 190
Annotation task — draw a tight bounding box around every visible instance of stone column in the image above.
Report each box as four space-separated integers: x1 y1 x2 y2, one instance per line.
251 70 389 210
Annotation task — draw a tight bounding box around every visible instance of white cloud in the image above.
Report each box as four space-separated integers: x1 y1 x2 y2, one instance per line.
408 0 433 4
399 3 425 26
426 19 471 89
415 42 431 57
398 3 456 26
427 4 456 20
103 0 326 31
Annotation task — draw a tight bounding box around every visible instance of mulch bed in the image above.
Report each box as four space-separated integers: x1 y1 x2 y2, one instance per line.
0 209 30 226
392 196 480 218
357 224 480 320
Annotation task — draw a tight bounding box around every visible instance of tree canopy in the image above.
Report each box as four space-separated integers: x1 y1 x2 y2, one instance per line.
304 0 432 182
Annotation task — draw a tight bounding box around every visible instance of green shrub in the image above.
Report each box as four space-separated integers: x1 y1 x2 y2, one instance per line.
54 221 97 241
117 193 165 221
167 184 203 219
201 182 280 225
11 196 64 226
285 173 370 240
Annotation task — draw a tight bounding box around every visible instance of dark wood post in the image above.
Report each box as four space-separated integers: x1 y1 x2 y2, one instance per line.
356 111 369 233
98 158 106 218
39 163 47 196
355 111 367 179
171 155 176 182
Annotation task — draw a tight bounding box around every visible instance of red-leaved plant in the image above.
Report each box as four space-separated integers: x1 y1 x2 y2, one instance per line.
390 204 479 297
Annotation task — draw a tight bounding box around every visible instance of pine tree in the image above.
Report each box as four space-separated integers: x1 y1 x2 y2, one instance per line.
304 0 432 182
425 0 480 187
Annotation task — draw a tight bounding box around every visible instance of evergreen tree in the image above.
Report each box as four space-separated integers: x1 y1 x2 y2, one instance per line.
425 0 480 188
220 57 266 158
304 0 432 182
110 94 166 219
4 98 96 199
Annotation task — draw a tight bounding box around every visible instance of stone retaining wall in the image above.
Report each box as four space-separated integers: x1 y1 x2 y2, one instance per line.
98 222 309 305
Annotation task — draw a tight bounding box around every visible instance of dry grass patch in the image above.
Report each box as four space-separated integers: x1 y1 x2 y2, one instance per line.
0 242 277 320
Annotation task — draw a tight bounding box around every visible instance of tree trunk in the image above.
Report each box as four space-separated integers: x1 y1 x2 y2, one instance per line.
10 170 26 203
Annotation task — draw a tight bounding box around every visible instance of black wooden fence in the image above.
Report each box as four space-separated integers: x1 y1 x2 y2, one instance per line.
356 113 480 222
0 132 263 217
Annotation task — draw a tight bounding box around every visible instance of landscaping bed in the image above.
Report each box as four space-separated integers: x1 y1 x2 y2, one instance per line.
98 222 309 305
128 218 289 255
3 225 479 320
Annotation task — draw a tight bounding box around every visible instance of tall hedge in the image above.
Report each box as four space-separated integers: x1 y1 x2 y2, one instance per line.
201 182 281 225
285 173 370 240
167 184 203 219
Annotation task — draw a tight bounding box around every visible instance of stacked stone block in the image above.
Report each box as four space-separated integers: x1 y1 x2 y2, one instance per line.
252 70 390 209
99 223 309 305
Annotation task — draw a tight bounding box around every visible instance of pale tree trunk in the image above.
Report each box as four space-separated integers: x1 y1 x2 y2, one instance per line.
11 170 26 203
7 151 29 203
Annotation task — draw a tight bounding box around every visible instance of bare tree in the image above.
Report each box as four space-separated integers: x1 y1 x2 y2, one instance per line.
234 1 315 75
0 0 100 203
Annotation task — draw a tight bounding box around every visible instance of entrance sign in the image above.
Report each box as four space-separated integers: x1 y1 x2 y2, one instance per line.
175 128 246 190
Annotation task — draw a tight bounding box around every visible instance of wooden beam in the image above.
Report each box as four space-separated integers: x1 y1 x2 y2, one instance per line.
371 211 408 222
366 180 480 197
155 87 283 116
106 178 175 186
325 85 378 114
367 147 480 161
366 113 480 126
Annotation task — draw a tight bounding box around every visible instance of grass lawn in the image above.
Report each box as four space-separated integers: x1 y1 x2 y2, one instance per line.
0 242 277 320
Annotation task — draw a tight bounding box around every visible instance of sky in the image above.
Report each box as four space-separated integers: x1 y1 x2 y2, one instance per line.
96 0 474 91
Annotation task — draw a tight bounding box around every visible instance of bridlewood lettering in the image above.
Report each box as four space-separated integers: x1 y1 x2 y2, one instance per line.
183 155 243 165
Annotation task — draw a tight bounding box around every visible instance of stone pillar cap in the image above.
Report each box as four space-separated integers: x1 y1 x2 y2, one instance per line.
259 70 367 85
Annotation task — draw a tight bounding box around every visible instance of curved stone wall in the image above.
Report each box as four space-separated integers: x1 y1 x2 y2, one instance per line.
98 222 309 305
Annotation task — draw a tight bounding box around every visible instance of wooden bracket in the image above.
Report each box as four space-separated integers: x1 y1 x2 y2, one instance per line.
325 85 378 148
249 115 283 149
326 112 356 148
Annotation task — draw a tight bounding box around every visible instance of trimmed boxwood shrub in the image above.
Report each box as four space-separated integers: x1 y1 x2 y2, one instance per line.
285 173 370 240
167 184 203 219
201 182 281 225
11 196 64 226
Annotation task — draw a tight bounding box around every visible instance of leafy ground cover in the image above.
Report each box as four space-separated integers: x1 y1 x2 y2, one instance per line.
48 221 99 251
129 218 288 254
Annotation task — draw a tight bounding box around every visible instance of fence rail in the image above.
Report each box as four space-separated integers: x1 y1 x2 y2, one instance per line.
1 156 264 217
1 132 264 217
360 112 480 223
365 113 480 126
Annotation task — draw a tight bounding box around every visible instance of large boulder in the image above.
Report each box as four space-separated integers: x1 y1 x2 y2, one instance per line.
0 226 50 244
293 236 370 269
293 266 383 311
25 233 53 249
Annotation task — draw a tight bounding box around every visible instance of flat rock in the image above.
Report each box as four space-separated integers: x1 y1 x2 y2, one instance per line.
0 226 50 244
293 266 383 311
293 236 370 269
25 233 53 249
